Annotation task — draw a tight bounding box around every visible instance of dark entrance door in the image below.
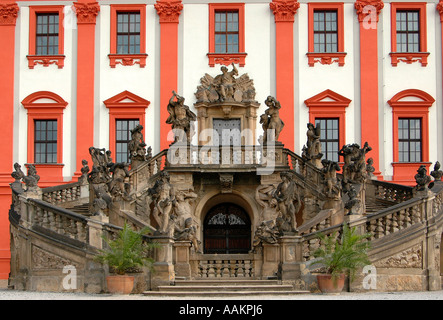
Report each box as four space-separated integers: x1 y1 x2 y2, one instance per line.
203 203 251 254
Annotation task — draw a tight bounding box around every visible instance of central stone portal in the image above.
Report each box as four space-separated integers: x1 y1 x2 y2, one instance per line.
203 203 251 254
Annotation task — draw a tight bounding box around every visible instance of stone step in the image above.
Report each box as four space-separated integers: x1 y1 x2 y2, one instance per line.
173 279 281 286
143 290 309 297
157 284 294 292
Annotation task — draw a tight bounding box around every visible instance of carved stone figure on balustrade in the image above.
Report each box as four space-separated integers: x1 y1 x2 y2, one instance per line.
366 157 376 179
128 124 148 163
253 219 280 251
302 123 323 168
260 96 285 144
339 142 372 185
23 165 40 191
255 184 279 222
147 171 175 235
344 185 362 215
172 189 200 252
167 91 197 144
195 63 256 103
78 160 90 184
108 162 132 202
321 159 341 200
88 147 112 182
431 161 443 182
415 165 433 192
273 171 301 232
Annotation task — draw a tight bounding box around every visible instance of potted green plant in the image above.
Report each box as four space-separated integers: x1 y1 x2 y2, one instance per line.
95 223 156 294
311 223 371 294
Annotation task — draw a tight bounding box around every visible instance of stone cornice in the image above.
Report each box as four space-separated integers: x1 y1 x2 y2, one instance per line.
0 2 19 26
73 1 100 25
154 0 183 23
269 0 300 22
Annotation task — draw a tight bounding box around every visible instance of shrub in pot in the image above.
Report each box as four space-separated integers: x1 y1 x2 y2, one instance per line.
95 223 156 294
311 223 371 294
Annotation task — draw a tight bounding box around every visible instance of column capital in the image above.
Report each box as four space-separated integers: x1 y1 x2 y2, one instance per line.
0 2 19 26
73 1 100 25
154 0 183 23
355 0 384 23
269 0 300 23
437 0 443 22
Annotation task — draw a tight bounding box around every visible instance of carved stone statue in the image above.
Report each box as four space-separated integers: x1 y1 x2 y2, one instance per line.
253 219 280 250
166 91 197 144
78 159 90 184
302 123 323 167
128 124 147 162
195 63 256 103
108 162 132 201
366 157 376 179
321 159 341 199
23 165 40 190
255 184 279 222
147 171 175 234
273 171 301 232
260 96 285 144
415 165 433 191
172 189 201 252
339 142 372 185
431 161 443 181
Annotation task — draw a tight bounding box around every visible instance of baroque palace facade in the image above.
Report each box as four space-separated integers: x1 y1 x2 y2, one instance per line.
1 0 443 293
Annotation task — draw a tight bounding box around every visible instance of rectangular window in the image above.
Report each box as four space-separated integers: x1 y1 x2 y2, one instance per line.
116 12 141 54
315 118 339 162
313 10 338 53
398 118 422 162
36 13 59 55
116 119 139 163
214 11 239 54
396 10 420 53
35 120 57 164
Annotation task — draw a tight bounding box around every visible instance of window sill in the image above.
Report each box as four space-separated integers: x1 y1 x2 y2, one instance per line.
306 52 346 67
27 55 65 69
389 52 430 67
207 52 247 67
108 53 148 68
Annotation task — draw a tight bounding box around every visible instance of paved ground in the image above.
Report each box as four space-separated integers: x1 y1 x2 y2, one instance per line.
0 288 442 300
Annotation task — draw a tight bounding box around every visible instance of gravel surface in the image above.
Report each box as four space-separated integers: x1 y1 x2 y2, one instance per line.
0 288 442 300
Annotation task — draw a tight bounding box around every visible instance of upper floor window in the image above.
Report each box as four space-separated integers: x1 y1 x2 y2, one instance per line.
27 6 65 69
208 3 246 67
396 10 420 53
390 3 428 67
313 10 338 53
307 3 345 67
117 12 141 54
109 4 147 68
36 13 59 55
214 11 239 54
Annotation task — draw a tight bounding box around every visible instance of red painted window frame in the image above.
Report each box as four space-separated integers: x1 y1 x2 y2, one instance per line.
208 3 246 67
27 6 65 69
388 89 434 184
305 89 351 162
307 3 346 67
104 91 150 160
22 91 68 185
109 4 148 68
389 3 429 67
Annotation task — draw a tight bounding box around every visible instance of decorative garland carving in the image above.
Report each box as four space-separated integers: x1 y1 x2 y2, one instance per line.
154 0 183 23
0 2 19 26
374 244 423 269
73 2 100 24
269 0 300 22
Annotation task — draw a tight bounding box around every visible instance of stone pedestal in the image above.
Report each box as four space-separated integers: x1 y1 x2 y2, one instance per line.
151 236 175 289
87 215 109 250
279 235 303 281
262 243 280 279
174 241 191 279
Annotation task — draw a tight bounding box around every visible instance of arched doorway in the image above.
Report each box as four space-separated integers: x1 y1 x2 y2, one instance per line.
203 203 251 254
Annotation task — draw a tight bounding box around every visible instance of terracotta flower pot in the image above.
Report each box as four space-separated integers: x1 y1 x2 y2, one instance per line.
106 275 135 294
316 274 345 294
